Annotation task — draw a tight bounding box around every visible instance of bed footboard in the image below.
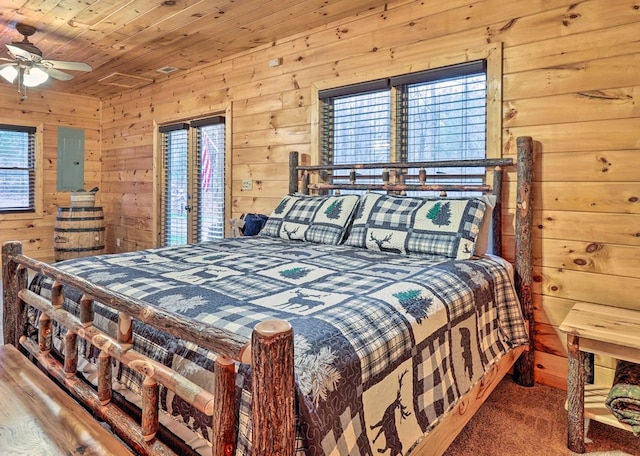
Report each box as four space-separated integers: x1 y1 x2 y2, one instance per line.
2 241 296 456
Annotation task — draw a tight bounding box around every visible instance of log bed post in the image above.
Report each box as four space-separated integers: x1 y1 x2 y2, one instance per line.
37 311 52 353
80 294 94 327
492 166 504 257
2 241 26 346
141 376 160 441
289 151 299 194
51 281 64 308
64 331 79 377
118 312 134 351
212 355 237 456
566 333 586 453
512 136 535 387
251 319 295 456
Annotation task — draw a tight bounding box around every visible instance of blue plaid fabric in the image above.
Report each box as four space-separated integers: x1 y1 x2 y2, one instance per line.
262 194 360 245
29 237 528 456
345 193 487 259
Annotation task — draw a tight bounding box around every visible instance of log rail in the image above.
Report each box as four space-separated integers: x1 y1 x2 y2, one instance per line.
2 242 295 456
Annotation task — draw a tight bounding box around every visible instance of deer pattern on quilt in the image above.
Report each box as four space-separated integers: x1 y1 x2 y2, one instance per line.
369 231 402 254
370 370 412 455
27 237 529 456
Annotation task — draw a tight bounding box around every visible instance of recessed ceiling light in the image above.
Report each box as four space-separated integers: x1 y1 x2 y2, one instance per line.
156 66 178 74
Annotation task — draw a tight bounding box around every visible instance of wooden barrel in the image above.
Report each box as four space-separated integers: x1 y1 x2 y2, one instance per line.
70 192 96 208
54 207 105 261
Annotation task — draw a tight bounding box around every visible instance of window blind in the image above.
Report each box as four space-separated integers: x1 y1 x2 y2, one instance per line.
400 71 487 192
192 117 225 242
0 124 36 213
160 124 189 246
320 90 391 187
320 60 487 194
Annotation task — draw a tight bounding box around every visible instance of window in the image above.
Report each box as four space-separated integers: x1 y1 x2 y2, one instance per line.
159 116 226 246
0 124 37 213
319 60 489 190
194 118 226 241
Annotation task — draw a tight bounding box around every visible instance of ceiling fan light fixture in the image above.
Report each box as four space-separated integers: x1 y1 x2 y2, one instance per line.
2 23 92 99
0 65 18 83
23 66 49 87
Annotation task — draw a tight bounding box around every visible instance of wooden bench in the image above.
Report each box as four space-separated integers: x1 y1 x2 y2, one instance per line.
0 343 133 454
559 302 640 453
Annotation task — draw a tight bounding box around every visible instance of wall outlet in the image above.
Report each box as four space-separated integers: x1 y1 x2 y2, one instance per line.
241 179 253 191
116 238 121 247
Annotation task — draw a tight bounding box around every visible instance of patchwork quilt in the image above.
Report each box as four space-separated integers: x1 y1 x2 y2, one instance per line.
29 236 529 455
606 360 640 436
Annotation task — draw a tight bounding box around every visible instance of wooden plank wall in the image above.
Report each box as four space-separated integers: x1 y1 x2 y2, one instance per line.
98 0 640 388
2 0 638 388
0 86 101 263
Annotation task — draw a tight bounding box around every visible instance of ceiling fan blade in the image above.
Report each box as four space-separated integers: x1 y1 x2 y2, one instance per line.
6 44 40 62
41 59 92 72
42 67 75 81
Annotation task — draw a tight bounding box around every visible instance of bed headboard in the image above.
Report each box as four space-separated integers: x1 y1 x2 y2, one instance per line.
288 136 535 386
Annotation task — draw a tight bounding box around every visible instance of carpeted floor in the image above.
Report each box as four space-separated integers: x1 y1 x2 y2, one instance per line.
445 375 639 456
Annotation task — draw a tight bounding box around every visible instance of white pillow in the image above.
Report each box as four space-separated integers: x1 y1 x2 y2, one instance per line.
473 194 497 256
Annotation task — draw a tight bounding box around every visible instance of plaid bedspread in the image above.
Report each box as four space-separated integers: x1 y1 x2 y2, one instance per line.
30 236 528 455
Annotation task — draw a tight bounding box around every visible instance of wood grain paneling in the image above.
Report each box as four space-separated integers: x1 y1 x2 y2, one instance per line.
538 239 640 278
534 150 640 182
538 266 640 309
504 88 639 128
1 0 395 98
533 210 640 246
98 0 640 388
0 86 101 264
4 0 639 389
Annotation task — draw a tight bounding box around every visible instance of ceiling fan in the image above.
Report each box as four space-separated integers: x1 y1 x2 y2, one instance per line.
0 23 92 97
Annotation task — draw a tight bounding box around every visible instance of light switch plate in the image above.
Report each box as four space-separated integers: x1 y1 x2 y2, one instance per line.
241 179 253 191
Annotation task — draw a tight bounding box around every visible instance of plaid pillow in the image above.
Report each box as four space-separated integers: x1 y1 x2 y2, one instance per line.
261 194 360 245
344 193 486 259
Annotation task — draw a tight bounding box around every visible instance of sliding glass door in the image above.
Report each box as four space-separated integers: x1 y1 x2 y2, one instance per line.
159 117 226 246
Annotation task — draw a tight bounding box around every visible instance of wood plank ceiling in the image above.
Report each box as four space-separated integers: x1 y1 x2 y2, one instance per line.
0 0 389 99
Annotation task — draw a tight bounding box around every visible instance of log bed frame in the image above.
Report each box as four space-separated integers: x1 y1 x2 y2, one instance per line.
1 136 535 456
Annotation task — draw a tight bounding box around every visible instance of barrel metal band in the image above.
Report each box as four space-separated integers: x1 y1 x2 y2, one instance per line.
54 226 106 232
54 245 106 253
